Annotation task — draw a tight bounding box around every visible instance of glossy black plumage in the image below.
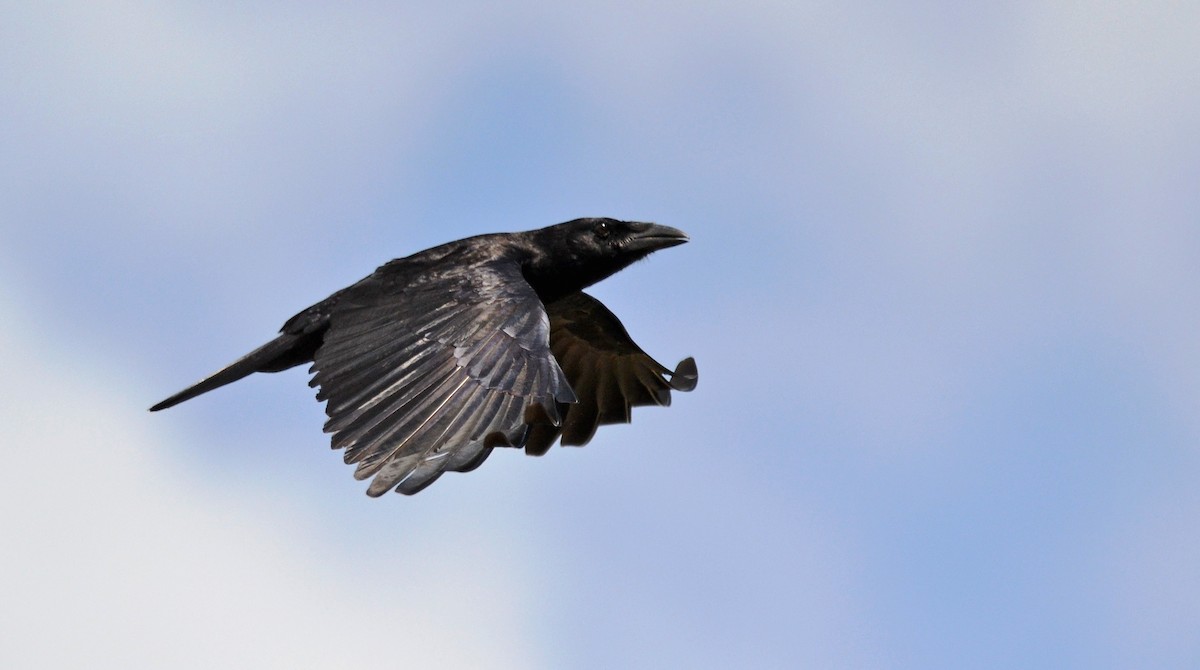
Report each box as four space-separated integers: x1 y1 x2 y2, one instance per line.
150 218 697 496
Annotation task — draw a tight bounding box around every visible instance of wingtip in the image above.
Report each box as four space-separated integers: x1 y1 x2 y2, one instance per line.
668 357 698 392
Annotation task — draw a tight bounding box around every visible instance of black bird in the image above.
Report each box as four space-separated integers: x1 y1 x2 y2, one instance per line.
151 218 697 496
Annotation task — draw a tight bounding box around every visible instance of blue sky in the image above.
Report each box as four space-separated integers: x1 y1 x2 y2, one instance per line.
2 2 1198 668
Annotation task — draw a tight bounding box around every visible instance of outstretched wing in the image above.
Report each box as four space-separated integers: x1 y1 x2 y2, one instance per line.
524 292 698 456
310 261 576 496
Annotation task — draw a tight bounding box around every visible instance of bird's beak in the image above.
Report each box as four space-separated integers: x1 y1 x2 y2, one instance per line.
626 223 689 253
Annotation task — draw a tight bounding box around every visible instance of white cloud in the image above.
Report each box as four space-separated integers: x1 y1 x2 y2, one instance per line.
0 285 542 668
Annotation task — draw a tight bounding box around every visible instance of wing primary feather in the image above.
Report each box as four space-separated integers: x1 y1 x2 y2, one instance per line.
320 343 441 412
478 348 520 389
326 353 454 438
389 383 494 494
615 360 653 407
313 333 430 398
353 374 473 480
669 357 699 391
634 364 673 406
446 442 493 472
339 345 445 415
334 361 459 457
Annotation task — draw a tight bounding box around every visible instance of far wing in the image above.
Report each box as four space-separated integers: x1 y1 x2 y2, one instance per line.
310 261 575 496
524 292 697 456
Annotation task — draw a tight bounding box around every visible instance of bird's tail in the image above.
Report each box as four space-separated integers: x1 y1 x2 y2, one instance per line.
149 332 310 411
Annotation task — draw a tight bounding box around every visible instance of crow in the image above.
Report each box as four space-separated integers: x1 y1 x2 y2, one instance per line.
150 218 697 496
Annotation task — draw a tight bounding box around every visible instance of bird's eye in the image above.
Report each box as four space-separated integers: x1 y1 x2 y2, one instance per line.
594 221 611 239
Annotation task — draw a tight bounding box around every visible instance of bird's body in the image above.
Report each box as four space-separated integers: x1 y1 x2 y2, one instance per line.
151 218 697 496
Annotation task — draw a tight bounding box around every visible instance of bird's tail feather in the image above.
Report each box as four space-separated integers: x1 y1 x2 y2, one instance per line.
149 333 304 411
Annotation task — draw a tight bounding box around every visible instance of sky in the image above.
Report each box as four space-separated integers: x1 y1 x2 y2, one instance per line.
2 1 1198 668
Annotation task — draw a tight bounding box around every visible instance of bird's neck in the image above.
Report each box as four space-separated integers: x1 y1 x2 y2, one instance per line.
515 245 604 304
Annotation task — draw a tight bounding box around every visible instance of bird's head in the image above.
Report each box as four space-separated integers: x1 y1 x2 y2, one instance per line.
521 218 689 300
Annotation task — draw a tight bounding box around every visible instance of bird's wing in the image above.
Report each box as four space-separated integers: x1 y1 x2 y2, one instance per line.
309 261 576 496
523 292 698 456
